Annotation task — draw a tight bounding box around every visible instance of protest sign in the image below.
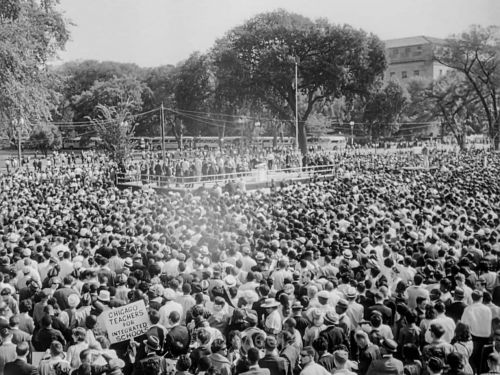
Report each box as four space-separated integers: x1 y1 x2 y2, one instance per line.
101 300 150 343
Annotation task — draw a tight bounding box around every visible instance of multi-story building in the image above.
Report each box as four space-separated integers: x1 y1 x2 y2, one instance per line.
384 36 452 82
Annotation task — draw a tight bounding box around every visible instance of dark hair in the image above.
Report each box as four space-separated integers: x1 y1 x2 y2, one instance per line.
176 355 191 372
149 309 160 325
402 343 420 362
247 347 260 364
453 322 472 342
16 342 30 357
312 337 328 353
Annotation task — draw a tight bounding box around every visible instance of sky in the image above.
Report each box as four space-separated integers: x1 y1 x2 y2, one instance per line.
55 0 500 68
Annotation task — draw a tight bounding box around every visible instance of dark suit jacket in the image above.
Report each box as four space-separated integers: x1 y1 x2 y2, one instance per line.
319 325 348 353
165 325 190 354
367 304 393 325
366 355 404 375
259 353 288 375
4 359 38 375
240 367 270 375
446 301 466 322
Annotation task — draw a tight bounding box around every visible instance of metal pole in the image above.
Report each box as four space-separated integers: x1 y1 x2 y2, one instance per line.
17 125 21 165
160 103 165 162
295 60 299 151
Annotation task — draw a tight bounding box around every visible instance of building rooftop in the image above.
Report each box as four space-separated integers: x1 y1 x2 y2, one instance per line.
385 36 445 49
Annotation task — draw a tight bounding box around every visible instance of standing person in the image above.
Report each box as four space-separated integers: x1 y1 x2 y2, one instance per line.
461 290 492 373
208 339 231 375
3 342 37 375
332 350 356 375
37 341 69 375
366 339 403 375
241 348 270 375
354 330 381 375
259 336 288 375
0 328 17 375
298 346 330 375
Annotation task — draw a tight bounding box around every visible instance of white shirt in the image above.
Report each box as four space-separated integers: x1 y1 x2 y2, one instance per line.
462 302 492 338
265 309 282 334
301 362 331 375
425 314 456 343
158 300 183 328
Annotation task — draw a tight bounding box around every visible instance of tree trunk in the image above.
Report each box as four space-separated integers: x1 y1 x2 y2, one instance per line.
298 120 307 154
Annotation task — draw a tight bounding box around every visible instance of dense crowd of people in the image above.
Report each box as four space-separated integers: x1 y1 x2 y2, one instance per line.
0 147 498 375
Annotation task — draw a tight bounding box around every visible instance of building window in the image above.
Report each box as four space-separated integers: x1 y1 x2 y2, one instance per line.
405 47 411 56
414 70 420 76
439 69 443 76
402 71 407 79
391 48 398 57
390 72 396 78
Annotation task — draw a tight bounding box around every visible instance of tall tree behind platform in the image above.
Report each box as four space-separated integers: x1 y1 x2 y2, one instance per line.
90 104 136 166
211 9 386 154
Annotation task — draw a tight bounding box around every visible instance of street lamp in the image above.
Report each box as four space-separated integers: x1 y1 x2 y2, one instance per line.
350 121 355 147
295 58 299 151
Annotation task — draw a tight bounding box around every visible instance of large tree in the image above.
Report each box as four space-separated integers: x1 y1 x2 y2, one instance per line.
211 9 386 153
0 0 70 134
405 73 484 149
436 25 500 148
362 80 408 141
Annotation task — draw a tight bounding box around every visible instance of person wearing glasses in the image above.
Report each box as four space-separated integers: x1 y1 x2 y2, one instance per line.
299 346 330 375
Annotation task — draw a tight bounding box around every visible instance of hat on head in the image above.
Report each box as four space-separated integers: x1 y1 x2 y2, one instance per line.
245 314 258 325
345 287 357 299
224 275 236 288
337 299 348 310
163 288 176 301
261 298 280 308
109 359 125 369
342 249 353 259
381 339 398 353
311 309 322 320
324 311 339 325
255 252 265 261
144 335 160 351
97 290 110 303
0 288 10 296
454 287 464 299
67 294 80 308
123 258 132 268
291 301 303 310
317 290 329 300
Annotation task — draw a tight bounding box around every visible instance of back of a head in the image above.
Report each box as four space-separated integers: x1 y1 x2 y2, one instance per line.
169 310 180 324
50 341 64 357
176 355 191 372
247 347 260 364
16 342 30 357
427 357 444 374
430 323 445 340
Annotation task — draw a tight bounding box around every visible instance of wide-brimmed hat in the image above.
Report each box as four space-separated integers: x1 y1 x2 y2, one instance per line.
144 335 160 351
68 294 81 308
163 288 176 301
97 290 110 302
261 298 280 308
381 339 398 353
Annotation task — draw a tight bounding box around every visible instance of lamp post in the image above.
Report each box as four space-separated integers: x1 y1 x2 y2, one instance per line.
295 59 299 151
350 121 354 148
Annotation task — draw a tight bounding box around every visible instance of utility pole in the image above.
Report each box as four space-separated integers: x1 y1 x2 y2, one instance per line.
160 103 165 162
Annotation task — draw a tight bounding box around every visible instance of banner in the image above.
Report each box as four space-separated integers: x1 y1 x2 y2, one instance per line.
101 300 151 343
